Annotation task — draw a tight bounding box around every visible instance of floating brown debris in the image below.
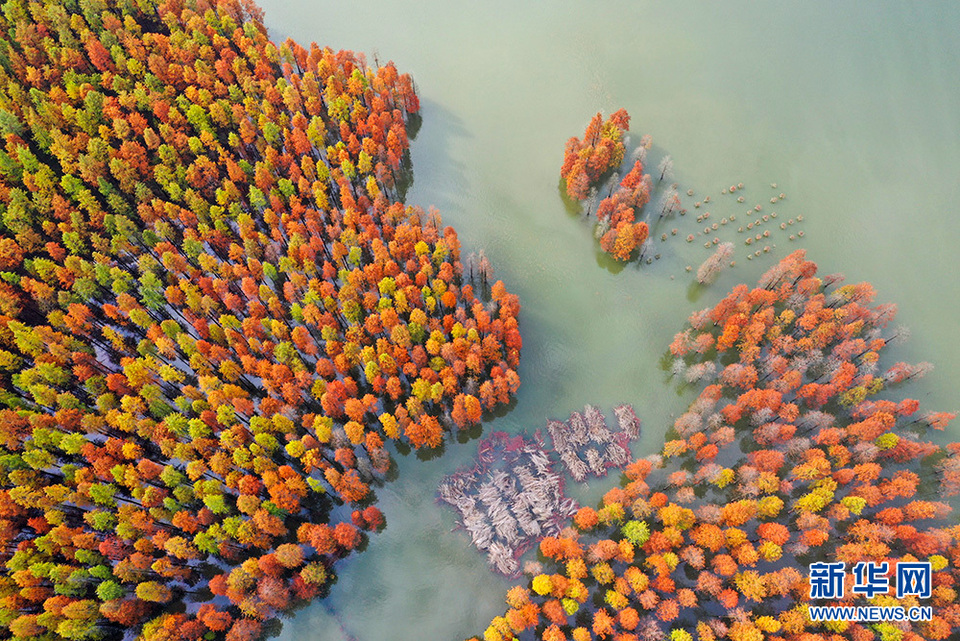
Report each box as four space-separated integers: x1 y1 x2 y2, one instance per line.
546 404 641 483
437 432 577 577
614 404 641 438
438 405 640 576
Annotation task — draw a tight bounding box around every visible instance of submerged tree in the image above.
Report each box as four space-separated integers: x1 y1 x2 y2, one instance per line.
696 242 734 285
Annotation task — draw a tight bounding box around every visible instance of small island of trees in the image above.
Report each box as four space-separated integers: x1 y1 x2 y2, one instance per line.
560 110 651 262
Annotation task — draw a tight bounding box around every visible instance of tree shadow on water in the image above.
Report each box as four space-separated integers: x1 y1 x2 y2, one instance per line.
594 247 629 275
687 279 705 304
558 179 584 218
402 97 472 217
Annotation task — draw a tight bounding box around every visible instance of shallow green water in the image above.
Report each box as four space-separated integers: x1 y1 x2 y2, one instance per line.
256 2 960 639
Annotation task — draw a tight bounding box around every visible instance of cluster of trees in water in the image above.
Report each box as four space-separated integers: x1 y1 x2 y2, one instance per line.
560 110 685 264
469 250 960 641
0 0 521 639
560 110 651 262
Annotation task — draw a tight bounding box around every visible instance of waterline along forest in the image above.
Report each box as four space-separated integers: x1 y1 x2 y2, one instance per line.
0 1 959 641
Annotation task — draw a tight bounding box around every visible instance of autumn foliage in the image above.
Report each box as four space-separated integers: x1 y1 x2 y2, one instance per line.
468 251 960 641
560 110 631 200
0 0 521 639
559 110 650 262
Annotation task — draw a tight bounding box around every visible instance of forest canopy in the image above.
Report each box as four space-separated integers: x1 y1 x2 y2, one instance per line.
0 0 520 639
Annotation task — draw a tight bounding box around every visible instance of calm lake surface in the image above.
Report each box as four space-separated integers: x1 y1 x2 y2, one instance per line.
256 2 960 639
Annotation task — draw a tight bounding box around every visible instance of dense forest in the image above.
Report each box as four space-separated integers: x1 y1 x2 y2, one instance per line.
467 251 960 641
0 0 521 639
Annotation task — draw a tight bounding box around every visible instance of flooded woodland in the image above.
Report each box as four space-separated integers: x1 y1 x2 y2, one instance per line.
0 2 959 641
